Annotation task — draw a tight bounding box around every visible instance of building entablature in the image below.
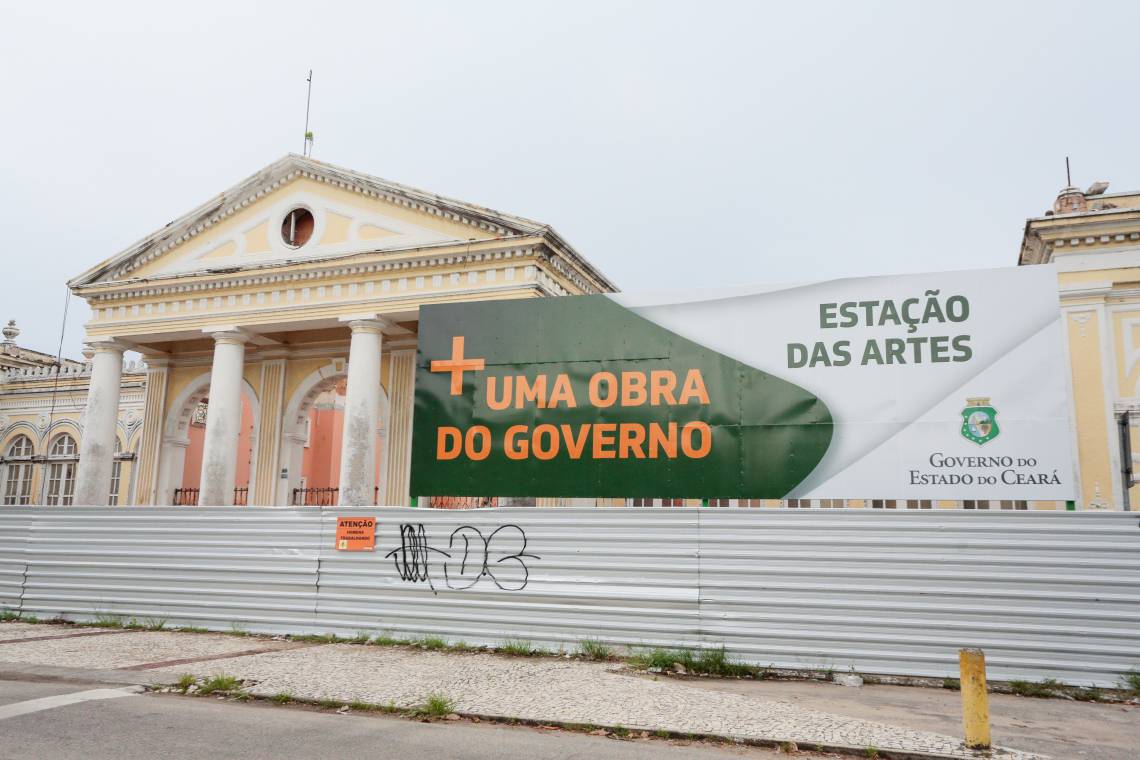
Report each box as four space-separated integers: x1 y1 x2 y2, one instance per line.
1020 208 1140 265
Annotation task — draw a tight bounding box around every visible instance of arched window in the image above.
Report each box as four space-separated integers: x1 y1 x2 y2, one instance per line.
108 439 123 506
45 434 78 506
2 435 35 505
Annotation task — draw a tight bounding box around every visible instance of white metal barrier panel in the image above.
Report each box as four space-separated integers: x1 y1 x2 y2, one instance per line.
1 508 1136 687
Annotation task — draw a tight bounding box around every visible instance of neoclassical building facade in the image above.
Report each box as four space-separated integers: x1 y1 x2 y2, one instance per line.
3 159 1136 509
2 154 613 507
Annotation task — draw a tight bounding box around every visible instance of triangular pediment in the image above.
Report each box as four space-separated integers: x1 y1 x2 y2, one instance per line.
71 155 547 286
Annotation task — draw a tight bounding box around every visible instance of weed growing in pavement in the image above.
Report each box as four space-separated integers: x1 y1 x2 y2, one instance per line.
177 626 209 633
498 639 549 656
20 614 38 624
93 613 123 628
417 635 448 650
864 746 879 759
270 692 293 704
371 632 408 647
778 742 797 754
198 675 241 695
143 617 168 631
383 700 399 713
175 674 196 691
1009 678 1060 698
350 632 371 645
1121 670 1140 697
0 609 18 621
417 692 455 717
449 640 476 652
124 618 146 630
653 730 671 739
577 639 613 661
628 646 760 678
317 698 344 709
1073 687 1105 702
228 622 249 636
942 678 960 690
611 725 630 738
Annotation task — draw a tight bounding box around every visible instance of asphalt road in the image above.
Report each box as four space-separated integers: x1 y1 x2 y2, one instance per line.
0 678 794 760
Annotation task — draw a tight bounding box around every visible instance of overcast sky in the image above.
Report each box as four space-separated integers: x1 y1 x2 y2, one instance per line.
3 1 1138 357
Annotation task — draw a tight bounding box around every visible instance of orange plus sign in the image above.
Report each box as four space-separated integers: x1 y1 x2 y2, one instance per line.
431 336 486 396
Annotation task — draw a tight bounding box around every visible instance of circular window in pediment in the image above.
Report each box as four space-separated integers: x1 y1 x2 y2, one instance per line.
281 207 315 248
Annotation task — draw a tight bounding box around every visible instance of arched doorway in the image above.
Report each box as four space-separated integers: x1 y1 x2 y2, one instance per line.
279 363 386 505
158 373 259 506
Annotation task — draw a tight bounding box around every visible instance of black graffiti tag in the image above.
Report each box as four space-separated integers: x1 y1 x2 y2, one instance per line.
385 523 539 593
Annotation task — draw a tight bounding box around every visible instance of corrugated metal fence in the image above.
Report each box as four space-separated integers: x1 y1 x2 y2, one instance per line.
0 507 1136 687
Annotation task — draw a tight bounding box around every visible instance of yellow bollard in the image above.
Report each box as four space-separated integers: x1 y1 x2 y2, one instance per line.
959 648 991 749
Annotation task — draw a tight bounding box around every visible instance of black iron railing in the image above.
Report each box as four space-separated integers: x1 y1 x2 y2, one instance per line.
292 487 338 506
172 487 249 506
172 488 199 506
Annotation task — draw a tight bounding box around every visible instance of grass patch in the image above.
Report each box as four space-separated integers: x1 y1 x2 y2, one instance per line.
1073 687 1104 702
0 609 18 622
417 692 455 717
371 633 408 647
628 646 760 678
1121 670 1140 696
93 613 123 628
611 724 630 738
942 677 960 691
177 626 209 633
417 635 449 651
175 674 196 691
498 639 547 657
21 614 38 624
270 692 293 704
144 617 168 631
1009 678 1060 698
449 640 476 652
317 698 345 709
864 746 879 759
198 674 241 695
577 638 613 661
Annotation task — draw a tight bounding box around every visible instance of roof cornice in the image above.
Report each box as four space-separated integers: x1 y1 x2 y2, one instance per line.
68 154 617 292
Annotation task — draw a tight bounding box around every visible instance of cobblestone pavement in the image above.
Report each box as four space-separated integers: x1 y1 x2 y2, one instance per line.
0 624 298 669
0 625 1045 758
150 644 1045 759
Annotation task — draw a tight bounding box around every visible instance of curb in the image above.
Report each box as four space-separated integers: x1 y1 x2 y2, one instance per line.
455 711 1024 760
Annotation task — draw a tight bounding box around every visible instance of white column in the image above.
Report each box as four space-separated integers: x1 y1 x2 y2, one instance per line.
199 331 248 505
383 349 416 506
338 319 385 505
74 341 125 505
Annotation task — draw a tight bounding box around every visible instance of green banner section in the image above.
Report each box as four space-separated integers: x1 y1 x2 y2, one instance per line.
410 296 832 498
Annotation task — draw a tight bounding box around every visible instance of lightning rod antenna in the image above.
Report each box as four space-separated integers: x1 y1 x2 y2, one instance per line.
303 70 314 157
1065 156 1071 187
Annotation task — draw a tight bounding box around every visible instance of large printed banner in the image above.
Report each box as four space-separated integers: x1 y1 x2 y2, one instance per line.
410 266 1074 500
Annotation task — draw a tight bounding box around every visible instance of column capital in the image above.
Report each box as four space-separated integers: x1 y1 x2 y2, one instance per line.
85 340 126 356
338 314 394 334
204 329 249 346
344 319 390 336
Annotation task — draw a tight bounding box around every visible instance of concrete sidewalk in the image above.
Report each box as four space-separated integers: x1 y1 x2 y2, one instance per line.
2 621 1133 759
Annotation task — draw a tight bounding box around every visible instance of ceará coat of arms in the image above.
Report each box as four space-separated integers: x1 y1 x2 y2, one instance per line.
961 397 999 445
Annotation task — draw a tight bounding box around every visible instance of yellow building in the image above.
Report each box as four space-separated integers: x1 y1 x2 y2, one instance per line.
1019 181 1140 510
0 154 613 508
1 156 1131 510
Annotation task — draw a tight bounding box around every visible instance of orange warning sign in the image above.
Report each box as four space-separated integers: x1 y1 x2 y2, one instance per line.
335 516 376 551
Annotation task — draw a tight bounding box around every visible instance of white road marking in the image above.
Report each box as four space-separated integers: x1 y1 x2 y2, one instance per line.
0 686 143 721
